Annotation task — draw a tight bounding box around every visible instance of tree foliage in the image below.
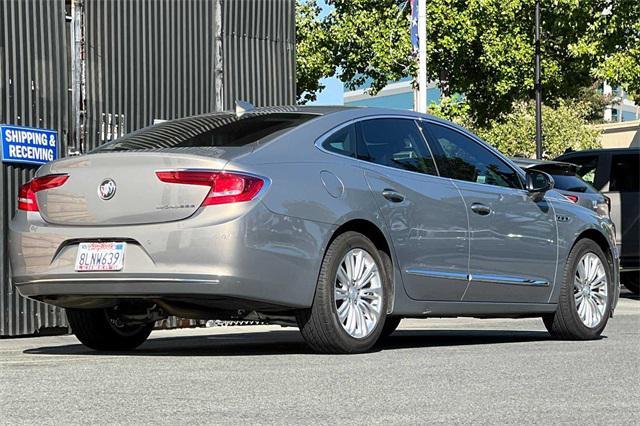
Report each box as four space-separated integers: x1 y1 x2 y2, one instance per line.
573 0 640 102
296 0 336 103
429 97 601 159
476 101 601 158
296 0 639 122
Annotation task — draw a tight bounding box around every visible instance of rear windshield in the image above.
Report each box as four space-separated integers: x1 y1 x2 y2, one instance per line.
550 174 598 193
93 113 317 152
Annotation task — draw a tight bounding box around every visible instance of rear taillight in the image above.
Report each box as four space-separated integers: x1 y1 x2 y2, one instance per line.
156 170 265 206
596 195 611 217
562 194 579 203
18 174 69 212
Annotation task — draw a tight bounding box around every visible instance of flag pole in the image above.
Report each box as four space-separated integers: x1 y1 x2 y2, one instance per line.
417 0 427 113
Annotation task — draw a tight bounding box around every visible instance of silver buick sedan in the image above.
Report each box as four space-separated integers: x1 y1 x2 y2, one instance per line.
9 106 620 353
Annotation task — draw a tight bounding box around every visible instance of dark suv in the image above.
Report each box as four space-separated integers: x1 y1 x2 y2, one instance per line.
556 148 640 294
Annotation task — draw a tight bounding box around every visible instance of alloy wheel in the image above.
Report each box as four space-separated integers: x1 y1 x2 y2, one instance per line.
334 248 383 339
574 252 608 328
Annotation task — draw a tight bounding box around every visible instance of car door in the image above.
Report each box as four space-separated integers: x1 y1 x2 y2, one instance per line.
605 152 640 267
420 121 557 303
355 117 469 301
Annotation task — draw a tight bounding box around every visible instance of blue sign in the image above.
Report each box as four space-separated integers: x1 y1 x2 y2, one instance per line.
0 124 59 166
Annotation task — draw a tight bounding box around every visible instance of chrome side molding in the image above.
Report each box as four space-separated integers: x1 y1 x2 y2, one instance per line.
406 268 469 282
470 274 549 287
405 268 549 287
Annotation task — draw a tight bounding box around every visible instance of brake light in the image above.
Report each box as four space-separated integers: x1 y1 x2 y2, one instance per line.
595 195 611 217
18 174 69 211
156 171 265 206
562 194 579 203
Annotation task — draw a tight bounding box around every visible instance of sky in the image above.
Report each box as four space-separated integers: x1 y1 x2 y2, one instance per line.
307 1 344 106
311 77 344 105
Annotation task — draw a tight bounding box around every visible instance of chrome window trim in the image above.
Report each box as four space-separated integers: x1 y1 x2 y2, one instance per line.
414 119 441 176
314 114 530 193
314 114 446 181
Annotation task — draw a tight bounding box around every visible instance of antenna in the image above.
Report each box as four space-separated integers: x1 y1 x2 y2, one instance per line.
235 100 255 117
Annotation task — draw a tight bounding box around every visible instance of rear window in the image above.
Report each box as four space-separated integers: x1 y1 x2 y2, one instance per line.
93 113 317 152
564 155 598 186
610 153 640 192
528 163 598 193
549 174 598 193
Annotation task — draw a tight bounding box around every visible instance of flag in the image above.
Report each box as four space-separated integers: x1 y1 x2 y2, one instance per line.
410 0 419 52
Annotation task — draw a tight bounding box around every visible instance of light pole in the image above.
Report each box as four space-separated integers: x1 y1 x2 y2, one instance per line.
535 0 543 159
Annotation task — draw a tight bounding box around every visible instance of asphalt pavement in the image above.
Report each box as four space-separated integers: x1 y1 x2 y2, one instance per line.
1 292 638 425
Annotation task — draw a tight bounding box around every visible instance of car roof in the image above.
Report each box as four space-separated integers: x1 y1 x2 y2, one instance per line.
148 105 446 124
94 105 454 153
558 147 640 156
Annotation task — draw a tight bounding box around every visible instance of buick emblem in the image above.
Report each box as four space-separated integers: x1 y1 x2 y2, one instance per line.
98 179 117 200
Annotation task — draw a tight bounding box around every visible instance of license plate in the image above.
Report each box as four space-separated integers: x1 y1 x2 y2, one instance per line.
75 242 126 272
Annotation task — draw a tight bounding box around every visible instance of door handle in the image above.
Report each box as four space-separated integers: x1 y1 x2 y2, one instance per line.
382 189 405 203
470 203 492 216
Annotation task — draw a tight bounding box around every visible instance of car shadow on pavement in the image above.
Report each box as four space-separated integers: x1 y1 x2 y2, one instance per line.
23 328 562 357
379 329 559 351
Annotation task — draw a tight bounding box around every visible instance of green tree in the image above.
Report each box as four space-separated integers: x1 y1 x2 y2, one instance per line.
296 0 336 103
475 101 601 158
427 96 472 126
296 0 638 124
571 0 640 102
428 96 601 158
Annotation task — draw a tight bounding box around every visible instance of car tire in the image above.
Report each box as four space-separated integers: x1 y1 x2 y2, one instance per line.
379 316 402 339
296 231 389 354
66 308 154 351
622 271 640 295
543 239 613 340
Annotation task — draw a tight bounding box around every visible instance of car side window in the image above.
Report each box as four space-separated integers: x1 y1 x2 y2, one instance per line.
421 123 522 189
356 118 438 175
609 154 640 192
322 124 357 158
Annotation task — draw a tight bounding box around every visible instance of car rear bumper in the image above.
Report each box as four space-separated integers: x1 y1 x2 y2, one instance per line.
13 274 304 310
9 202 334 310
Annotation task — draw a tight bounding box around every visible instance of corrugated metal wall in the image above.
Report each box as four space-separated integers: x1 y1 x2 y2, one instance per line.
0 0 296 336
0 0 70 336
83 0 221 152
221 0 295 109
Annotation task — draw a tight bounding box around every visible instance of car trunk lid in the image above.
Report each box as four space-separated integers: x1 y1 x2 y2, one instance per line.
35 150 241 226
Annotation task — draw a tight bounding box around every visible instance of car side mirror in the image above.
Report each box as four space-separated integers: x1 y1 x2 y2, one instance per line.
525 169 554 202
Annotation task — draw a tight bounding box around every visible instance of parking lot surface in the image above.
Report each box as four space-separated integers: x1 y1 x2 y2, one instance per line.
1 292 638 425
